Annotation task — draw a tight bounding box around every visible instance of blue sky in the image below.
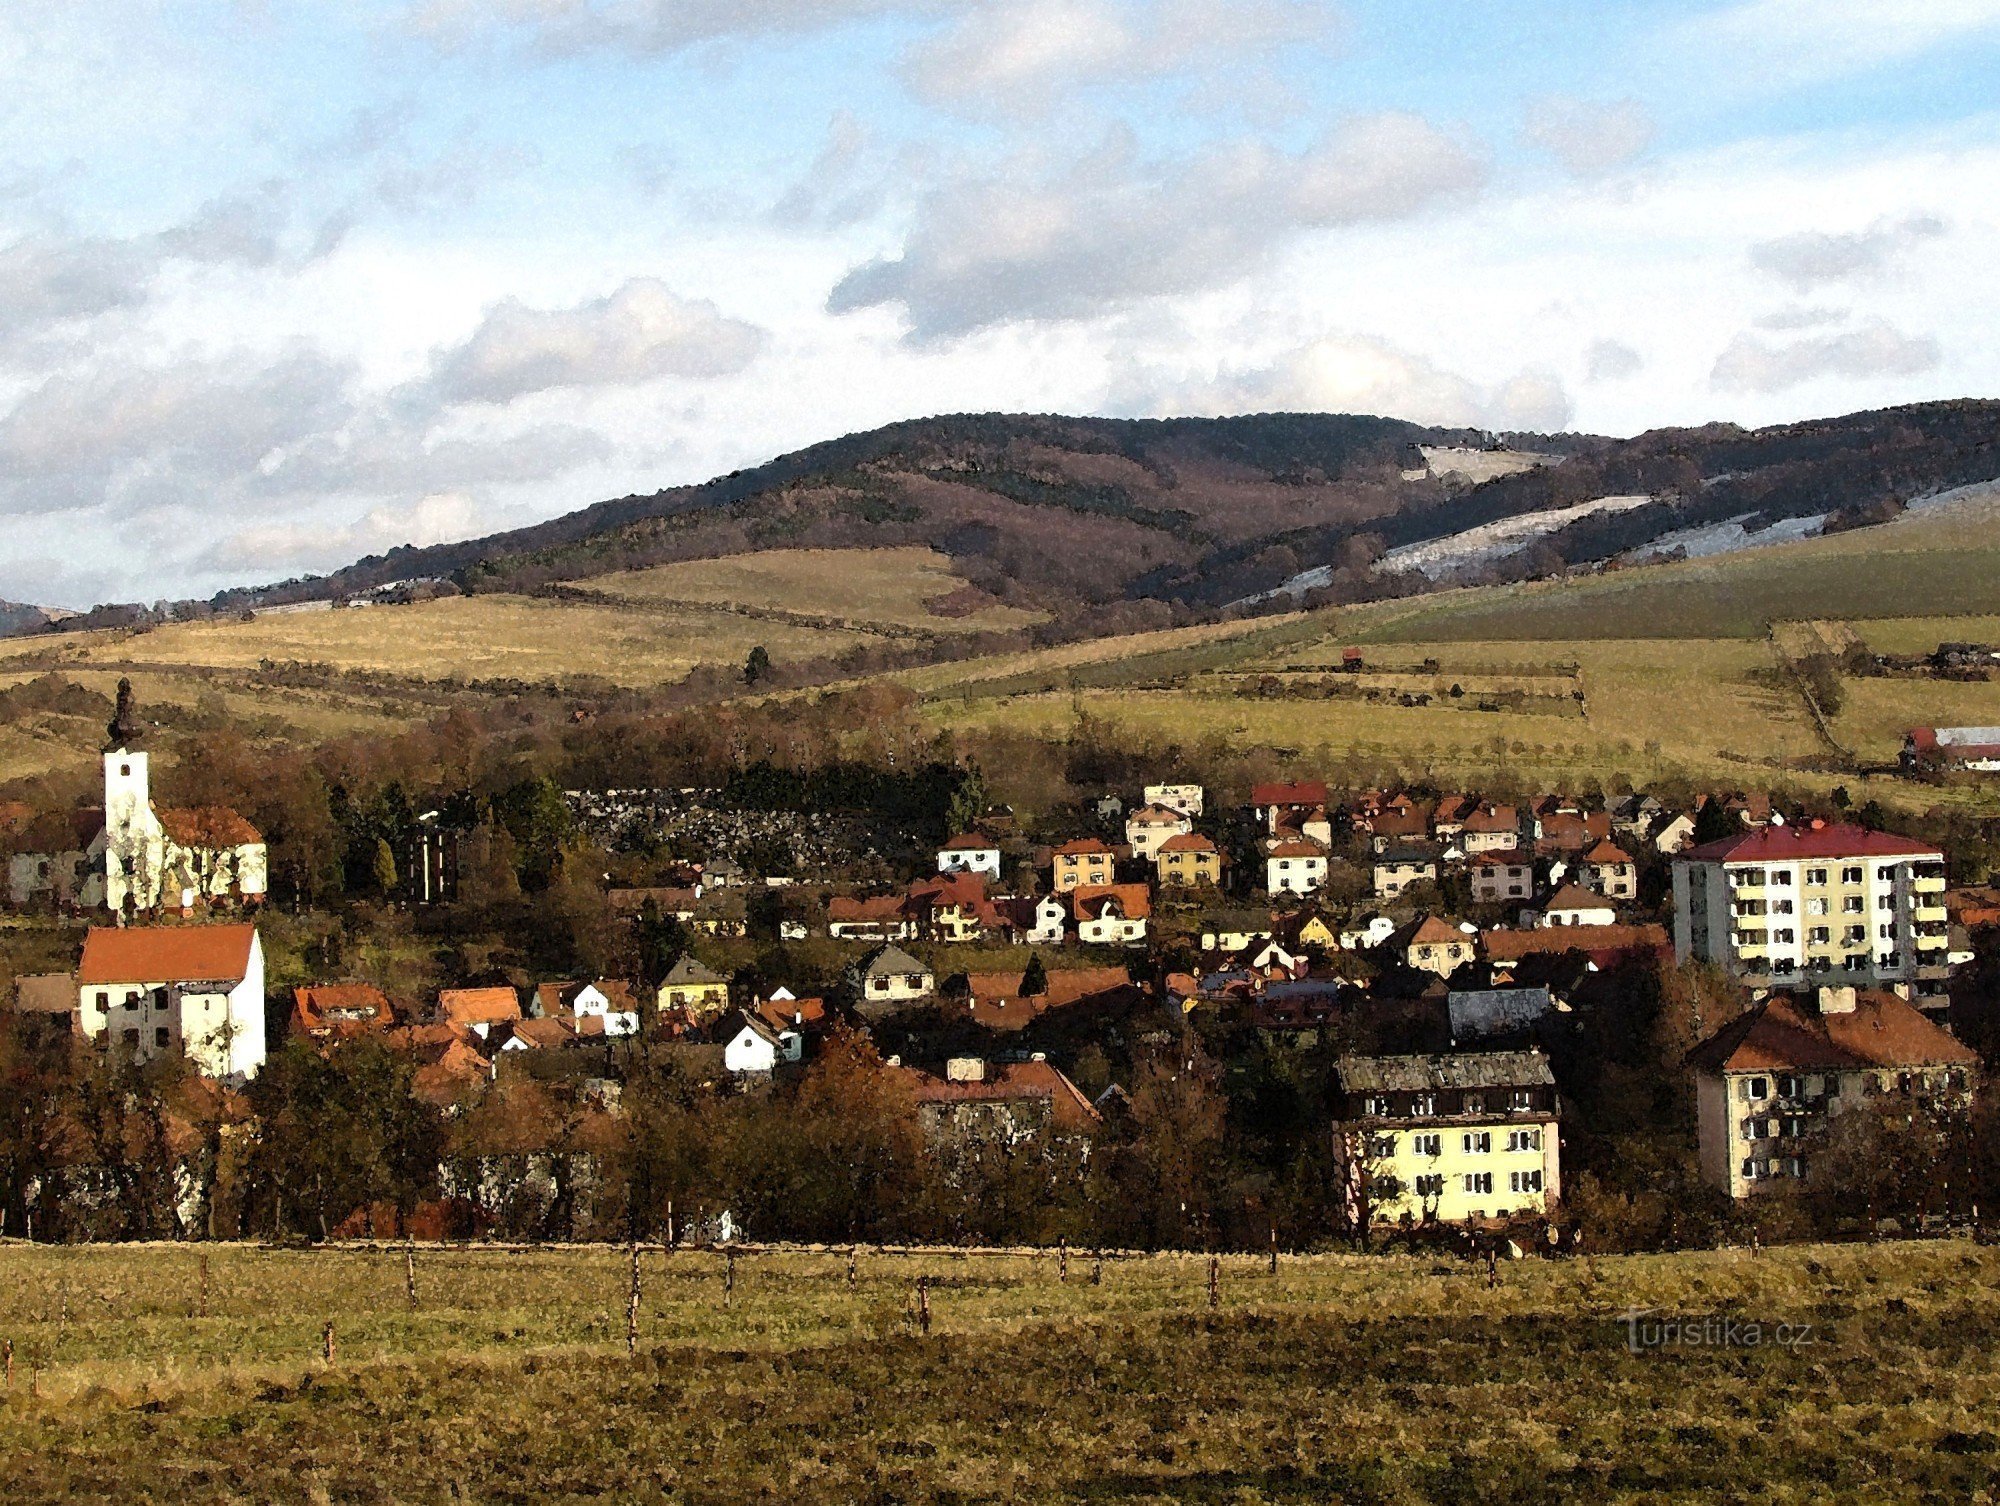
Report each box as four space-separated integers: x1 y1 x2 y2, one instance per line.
2 0 1997 606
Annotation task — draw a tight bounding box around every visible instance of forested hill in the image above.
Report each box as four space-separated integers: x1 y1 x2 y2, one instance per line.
44 399 2000 635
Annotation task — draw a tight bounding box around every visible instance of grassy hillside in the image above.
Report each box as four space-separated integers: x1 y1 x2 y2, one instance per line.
6 1239 1998 1502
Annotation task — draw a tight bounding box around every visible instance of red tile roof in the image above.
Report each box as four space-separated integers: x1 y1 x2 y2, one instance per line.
1686 992 1978 1075
157 806 263 848
940 832 998 850
828 894 909 924
1253 781 1328 808
1681 822 1940 864
1482 923 1669 963
1069 883 1152 922
437 987 522 1026
1582 840 1633 865
1157 831 1219 855
1268 840 1327 859
78 924 257 985
1054 838 1116 858
292 983 396 1036
1543 882 1613 914
902 1060 1101 1131
1408 916 1470 947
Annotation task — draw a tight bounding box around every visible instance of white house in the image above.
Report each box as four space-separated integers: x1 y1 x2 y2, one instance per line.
1340 915 1399 951
548 980 640 1038
936 833 1003 877
723 1011 802 1075
1144 783 1205 819
1536 883 1618 929
1024 894 1068 946
1124 803 1194 861
1266 840 1329 896
1072 885 1150 946
76 923 267 1080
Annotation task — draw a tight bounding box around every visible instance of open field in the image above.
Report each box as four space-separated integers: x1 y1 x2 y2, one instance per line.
578 546 1049 635
4 1238 1998 1502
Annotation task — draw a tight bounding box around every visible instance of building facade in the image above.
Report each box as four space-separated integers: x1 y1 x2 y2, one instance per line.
76 923 267 1080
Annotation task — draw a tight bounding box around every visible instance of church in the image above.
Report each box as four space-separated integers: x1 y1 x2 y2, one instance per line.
5 681 268 915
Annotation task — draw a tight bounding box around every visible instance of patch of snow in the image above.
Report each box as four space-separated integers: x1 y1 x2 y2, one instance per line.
1903 476 2000 516
1627 511 1826 563
1377 494 1659 577
1417 446 1559 484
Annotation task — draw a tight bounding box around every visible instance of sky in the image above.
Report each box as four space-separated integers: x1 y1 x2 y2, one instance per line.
1 0 1996 608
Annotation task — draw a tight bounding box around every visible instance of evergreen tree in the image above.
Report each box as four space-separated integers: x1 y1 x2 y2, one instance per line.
744 645 772 685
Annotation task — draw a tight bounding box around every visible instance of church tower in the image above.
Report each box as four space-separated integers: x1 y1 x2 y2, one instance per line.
103 678 160 912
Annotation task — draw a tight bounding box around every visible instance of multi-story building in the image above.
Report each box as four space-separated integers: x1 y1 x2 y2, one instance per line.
1123 802 1193 861
1331 1050 1561 1225
1686 986 1978 1199
1266 840 1329 895
1051 839 1117 894
76 923 267 1080
1672 822 1951 1002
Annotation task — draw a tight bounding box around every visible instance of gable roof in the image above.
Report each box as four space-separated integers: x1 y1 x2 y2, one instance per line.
1582 839 1633 864
293 983 395 1035
1544 882 1613 914
1686 992 1978 1075
860 943 931 978
828 894 909 924
1680 822 1940 865
662 954 728 988
902 1059 1101 1131
1269 840 1328 859
12 973 77 1014
1053 837 1116 858
1446 987 1556 1041
1254 780 1328 808
78 924 257 986
1407 916 1470 948
437 986 522 1026
1127 803 1189 825
1070 883 1152 922
1157 831 1220 855
940 832 999 851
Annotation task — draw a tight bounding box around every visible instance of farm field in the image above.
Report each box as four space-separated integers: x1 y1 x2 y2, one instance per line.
4 1239 1998 1502
577 546 1049 635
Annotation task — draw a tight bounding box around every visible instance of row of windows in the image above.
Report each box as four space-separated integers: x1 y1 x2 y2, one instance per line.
1360 1091 1537 1117
1733 864 1903 889
1743 1157 1806 1181
1741 1070 1968 1101
1740 1116 1813 1141
1434 1171 1546 1197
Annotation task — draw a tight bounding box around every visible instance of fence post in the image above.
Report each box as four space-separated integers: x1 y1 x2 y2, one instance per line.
848 1244 858 1288
917 1274 930 1335
405 1240 419 1310
1269 1226 1279 1277
1207 1254 1220 1311
666 1200 675 1251
724 1248 735 1307
198 1254 211 1318
322 1320 336 1366
4 1337 11 1390
1059 1237 1068 1284
626 1242 642 1358
1091 1249 1103 1287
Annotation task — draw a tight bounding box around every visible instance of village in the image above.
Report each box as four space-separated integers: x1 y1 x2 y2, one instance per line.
3 680 1998 1249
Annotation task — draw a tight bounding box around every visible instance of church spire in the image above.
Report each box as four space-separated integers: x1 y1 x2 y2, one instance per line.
105 677 144 751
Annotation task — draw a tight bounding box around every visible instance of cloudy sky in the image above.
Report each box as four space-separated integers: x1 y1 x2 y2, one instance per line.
2 0 1996 607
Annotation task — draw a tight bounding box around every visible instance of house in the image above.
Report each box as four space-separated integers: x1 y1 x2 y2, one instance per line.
901 1057 1101 1144
1947 886 2000 930
656 955 732 1021
1071 884 1151 946
1672 822 1951 1000
498 1016 578 1053
1021 893 1069 946
1144 783 1205 818
291 983 397 1041
1330 1050 1561 1225
536 980 641 1037
1903 726 2000 772
937 832 1003 877
827 894 915 942
1372 844 1440 900
1051 838 1117 893
1340 915 1398 951
753 989 829 1039
1460 805 1522 854
1470 856 1535 905
98 681 268 915
1577 840 1639 899
956 966 1140 1032
905 872 1009 943
1275 909 1340 953
76 923 267 1079
6 810 106 909
1686 986 1979 1199
1483 923 1671 972
438 986 522 1040
1402 917 1476 978
1155 831 1225 888
1538 882 1617 929
1253 781 1329 834
1364 804 1431 851
1266 840 1330 895
722 1010 803 1075
1648 812 1698 854
1124 802 1194 860
10 972 79 1035
852 944 935 1011
1273 806 1336 849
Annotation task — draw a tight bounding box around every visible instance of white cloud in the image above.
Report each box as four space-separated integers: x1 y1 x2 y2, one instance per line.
829 114 1484 340
406 0 963 54
1520 96 1655 179
1750 214 1945 290
1114 333 1572 431
427 278 767 403
1711 318 1941 392
1585 339 1643 382
209 490 501 573
1680 0 2000 86
905 0 1337 114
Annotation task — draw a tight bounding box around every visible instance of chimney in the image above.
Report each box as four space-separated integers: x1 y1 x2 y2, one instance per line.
946 1057 985 1082
1817 985 1857 1015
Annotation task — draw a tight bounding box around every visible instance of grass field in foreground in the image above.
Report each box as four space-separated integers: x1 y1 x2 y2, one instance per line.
3 1239 1998 1502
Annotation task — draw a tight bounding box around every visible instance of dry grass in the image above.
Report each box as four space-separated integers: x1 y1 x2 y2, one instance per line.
3 1239 1997 1502
578 547 1048 634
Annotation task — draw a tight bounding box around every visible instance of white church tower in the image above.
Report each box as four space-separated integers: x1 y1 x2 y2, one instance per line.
103 679 163 915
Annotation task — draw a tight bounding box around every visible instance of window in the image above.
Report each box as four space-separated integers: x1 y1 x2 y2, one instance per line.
1778 1074 1800 1098
1772 928 1795 943
1461 1092 1484 1113
1843 866 1865 885
1509 1170 1543 1194
1806 867 1827 886
1875 866 1896 883
154 1027 170 1048
1413 1174 1445 1198
1368 1135 1397 1159
1741 1158 1763 1180
1462 1131 1492 1155
1412 1093 1435 1116
1506 1129 1540 1152
1773 870 1793 886
1808 926 1829 944
1507 1089 1534 1111
1411 1133 1442 1157
1772 899 1794 915
1806 898 1828 917
1744 1077 1769 1101
1844 896 1865 914
1463 1172 1494 1195
1879 894 1895 911
1362 1096 1390 1117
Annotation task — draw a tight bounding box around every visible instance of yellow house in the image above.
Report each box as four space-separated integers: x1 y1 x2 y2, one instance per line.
656 954 731 1021
1155 832 1225 888
1333 1050 1561 1225
1052 839 1118 893
1403 916 1475 977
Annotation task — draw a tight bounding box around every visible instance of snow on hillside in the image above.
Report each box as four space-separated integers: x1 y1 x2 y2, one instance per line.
1415 446 1558 483
1376 494 1658 577
1627 512 1827 563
